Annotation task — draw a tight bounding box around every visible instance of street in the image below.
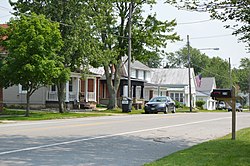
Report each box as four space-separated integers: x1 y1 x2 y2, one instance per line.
0 112 250 166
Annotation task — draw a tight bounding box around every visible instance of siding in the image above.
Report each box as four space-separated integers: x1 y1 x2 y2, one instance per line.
3 86 47 105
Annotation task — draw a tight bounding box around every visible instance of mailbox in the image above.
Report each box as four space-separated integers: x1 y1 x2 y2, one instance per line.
211 89 232 99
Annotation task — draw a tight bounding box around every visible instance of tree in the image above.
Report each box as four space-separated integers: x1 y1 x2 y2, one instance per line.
202 56 231 88
209 0 250 52
0 13 65 116
166 46 231 88
10 0 88 113
84 1 180 109
233 58 250 106
166 46 210 74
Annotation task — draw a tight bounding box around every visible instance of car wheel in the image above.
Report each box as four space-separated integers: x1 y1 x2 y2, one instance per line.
164 107 168 114
172 106 176 113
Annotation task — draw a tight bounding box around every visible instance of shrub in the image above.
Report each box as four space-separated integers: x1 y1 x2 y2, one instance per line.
175 101 183 108
196 100 205 109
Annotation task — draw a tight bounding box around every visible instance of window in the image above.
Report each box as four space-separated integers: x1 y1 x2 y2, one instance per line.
136 70 139 78
169 92 184 103
51 85 57 92
170 93 174 100
175 93 180 101
19 85 27 94
180 93 184 102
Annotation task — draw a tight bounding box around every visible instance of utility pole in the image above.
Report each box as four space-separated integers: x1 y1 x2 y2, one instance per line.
127 2 132 98
229 58 232 88
187 35 192 112
229 58 236 140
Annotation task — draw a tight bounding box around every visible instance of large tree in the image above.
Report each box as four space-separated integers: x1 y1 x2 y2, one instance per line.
166 46 210 74
83 1 179 109
10 0 89 112
0 13 65 116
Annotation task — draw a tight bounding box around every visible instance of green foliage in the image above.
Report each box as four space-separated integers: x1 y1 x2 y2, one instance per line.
0 13 64 115
80 1 179 108
174 100 183 108
167 46 210 74
210 0 250 52
233 58 250 93
166 46 231 88
196 100 205 109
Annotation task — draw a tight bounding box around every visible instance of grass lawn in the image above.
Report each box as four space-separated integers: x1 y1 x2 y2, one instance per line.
0 108 144 121
144 127 250 166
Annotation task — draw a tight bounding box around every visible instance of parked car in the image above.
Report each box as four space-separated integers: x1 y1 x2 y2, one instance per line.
144 96 176 114
228 103 243 112
217 101 226 110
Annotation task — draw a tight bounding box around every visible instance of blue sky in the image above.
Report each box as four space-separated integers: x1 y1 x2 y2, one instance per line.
0 0 249 68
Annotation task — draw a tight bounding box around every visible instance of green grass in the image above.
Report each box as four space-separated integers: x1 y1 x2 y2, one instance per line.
0 108 144 121
0 109 113 121
144 127 250 166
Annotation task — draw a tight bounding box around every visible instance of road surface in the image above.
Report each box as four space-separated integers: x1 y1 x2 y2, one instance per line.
0 112 250 166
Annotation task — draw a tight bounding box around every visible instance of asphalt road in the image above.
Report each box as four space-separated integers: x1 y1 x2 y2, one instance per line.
0 112 250 166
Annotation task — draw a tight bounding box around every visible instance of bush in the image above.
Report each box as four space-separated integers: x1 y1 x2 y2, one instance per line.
175 101 183 108
196 100 205 109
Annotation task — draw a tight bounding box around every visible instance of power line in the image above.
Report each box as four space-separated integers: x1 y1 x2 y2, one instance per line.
191 34 232 39
178 19 212 25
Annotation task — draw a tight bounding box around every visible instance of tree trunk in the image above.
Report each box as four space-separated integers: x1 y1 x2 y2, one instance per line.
57 82 66 113
104 63 121 110
25 92 30 117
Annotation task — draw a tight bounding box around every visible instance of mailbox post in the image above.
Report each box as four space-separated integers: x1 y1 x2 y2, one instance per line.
211 87 236 140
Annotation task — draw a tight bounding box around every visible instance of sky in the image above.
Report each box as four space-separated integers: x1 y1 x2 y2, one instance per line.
0 0 249 68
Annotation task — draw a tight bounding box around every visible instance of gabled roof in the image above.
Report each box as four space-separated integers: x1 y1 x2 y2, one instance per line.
122 57 151 77
150 68 194 85
129 60 151 71
196 77 216 92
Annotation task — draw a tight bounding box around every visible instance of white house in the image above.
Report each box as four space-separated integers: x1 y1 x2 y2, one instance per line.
196 77 217 110
144 68 197 108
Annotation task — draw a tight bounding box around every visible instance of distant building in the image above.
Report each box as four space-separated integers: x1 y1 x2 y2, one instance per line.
196 77 217 110
144 68 197 108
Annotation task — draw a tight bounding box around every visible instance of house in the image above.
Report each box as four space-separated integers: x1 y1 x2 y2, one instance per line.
99 59 152 108
196 77 217 110
144 68 197 108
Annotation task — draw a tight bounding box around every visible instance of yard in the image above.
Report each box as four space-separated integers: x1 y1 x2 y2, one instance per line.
144 127 250 166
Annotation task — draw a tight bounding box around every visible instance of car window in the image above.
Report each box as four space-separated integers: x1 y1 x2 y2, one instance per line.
150 97 167 102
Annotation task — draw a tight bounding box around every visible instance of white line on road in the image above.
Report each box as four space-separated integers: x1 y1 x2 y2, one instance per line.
0 115 244 155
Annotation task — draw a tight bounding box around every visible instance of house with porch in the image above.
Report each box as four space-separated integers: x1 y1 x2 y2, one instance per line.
144 68 197 108
3 67 104 110
196 77 217 110
99 59 152 108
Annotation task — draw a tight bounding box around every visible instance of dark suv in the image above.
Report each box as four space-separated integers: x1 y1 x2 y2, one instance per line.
144 96 176 114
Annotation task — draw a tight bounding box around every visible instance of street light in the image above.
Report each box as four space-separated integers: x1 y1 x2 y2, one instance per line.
199 48 220 51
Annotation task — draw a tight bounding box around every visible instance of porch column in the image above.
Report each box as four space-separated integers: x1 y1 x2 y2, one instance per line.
76 77 80 102
133 85 136 98
85 78 88 102
94 78 97 102
140 86 144 99
65 81 69 102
